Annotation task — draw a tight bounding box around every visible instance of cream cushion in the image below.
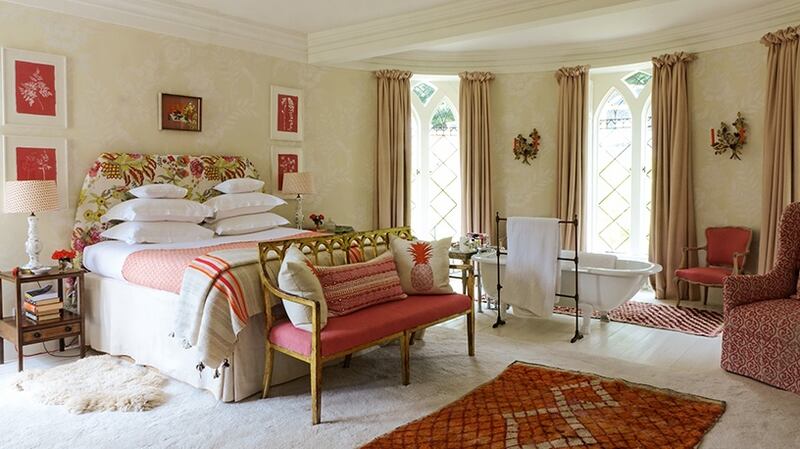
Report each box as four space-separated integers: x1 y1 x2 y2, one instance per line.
101 222 214 244
101 198 212 224
389 236 454 295
277 246 328 331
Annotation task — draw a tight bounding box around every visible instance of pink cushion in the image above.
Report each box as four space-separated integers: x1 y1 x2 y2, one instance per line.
675 266 732 285
315 253 407 317
706 227 751 267
270 294 471 357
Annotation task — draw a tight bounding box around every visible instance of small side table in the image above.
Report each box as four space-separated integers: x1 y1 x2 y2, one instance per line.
0 267 86 371
449 247 481 311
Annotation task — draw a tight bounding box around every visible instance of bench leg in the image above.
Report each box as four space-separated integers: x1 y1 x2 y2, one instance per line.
261 345 274 399
311 357 322 425
467 311 475 356
401 331 410 386
343 354 352 368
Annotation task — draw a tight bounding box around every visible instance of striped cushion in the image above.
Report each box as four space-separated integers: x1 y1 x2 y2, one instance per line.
316 252 407 317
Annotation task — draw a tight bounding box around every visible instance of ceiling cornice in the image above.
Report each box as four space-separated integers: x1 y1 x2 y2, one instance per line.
4 0 308 63
345 0 800 74
307 0 670 65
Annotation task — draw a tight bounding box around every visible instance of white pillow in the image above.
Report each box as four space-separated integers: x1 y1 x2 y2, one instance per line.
101 222 214 244
204 192 286 222
129 184 187 199
101 199 212 224
277 246 328 331
214 178 265 194
206 212 290 236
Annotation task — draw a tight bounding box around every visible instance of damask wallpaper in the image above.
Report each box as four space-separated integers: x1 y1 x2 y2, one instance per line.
0 2 376 279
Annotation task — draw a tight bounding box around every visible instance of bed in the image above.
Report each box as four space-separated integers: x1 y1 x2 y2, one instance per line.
72 153 311 401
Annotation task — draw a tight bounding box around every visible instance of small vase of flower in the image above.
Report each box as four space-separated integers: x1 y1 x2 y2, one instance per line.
52 249 77 272
309 213 325 231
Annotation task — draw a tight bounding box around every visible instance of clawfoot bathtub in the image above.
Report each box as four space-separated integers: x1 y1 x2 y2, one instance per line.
474 250 662 334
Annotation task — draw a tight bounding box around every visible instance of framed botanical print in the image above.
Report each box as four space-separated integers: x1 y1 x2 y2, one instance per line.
271 146 302 193
2 136 68 209
159 93 202 131
270 86 303 141
1 48 68 127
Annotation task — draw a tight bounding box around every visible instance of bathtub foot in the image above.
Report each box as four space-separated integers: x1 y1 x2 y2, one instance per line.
580 306 593 335
599 312 610 323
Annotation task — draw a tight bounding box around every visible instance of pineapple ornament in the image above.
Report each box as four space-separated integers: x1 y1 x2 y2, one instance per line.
409 241 435 292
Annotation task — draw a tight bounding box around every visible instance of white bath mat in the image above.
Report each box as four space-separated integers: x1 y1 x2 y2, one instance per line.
13 355 166 413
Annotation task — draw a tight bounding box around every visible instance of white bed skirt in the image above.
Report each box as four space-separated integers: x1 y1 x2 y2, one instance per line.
84 273 308 401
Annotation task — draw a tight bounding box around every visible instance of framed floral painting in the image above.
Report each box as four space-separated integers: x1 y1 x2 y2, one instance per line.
271 146 302 193
159 93 202 132
270 86 303 141
2 136 68 209
1 48 68 127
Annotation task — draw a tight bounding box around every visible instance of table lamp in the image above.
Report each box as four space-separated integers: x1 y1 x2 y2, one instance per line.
282 172 314 229
4 180 59 271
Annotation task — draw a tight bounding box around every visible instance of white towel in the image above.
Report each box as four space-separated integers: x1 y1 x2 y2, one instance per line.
503 217 560 318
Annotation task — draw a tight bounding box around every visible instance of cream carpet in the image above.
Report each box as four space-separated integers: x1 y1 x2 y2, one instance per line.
14 355 166 414
1 327 799 449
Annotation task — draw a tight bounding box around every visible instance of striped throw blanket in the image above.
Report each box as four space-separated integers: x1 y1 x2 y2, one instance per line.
172 248 266 370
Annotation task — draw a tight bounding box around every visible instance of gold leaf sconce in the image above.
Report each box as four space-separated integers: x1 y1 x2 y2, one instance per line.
513 129 541 165
711 112 747 160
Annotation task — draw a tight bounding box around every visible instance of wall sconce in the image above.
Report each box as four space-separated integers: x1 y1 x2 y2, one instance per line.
711 112 747 160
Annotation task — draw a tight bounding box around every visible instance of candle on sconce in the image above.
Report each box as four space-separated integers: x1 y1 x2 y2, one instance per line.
711 128 716 146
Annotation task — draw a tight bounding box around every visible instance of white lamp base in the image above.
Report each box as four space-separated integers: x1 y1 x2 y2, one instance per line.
294 194 303 229
22 213 43 270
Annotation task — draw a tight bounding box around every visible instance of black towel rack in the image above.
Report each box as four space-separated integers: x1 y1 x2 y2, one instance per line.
493 212 583 343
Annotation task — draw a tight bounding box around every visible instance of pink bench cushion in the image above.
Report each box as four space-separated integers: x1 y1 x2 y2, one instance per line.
270 294 471 357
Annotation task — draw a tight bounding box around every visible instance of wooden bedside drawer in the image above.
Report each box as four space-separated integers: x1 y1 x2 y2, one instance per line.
22 323 81 344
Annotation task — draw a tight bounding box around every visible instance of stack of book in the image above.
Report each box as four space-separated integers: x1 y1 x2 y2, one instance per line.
24 287 62 323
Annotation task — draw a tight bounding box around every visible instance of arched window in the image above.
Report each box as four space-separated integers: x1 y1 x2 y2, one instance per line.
588 68 652 258
410 77 461 241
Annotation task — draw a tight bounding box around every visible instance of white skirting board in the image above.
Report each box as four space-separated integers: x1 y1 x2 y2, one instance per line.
84 273 308 401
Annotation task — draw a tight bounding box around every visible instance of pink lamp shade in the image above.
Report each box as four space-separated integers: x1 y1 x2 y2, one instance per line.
282 172 315 195
4 180 59 214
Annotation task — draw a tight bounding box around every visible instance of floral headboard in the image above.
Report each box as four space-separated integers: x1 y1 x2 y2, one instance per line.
71 153 260 260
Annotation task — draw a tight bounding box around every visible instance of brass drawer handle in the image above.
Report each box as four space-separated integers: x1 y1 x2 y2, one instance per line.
32 332 41 338
64 326 72 332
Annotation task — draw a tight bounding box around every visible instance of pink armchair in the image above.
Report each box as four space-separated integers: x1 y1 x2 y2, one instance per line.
721 202 800 394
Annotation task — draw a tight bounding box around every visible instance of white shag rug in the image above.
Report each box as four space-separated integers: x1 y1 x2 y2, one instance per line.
1 327 800 449
13 354 166 413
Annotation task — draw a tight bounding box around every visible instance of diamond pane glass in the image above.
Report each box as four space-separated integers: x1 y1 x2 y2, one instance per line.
641 106 653 253
427 102 460 240
623 71 652 98
412 82 436 105
596 89 633 253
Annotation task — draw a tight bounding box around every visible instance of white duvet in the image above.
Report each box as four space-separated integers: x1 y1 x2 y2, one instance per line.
82 226 308 282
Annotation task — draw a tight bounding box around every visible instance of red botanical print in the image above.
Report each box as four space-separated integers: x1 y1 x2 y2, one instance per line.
277 94 298 132
16 147 57 181
277 153 298 190
15 60 56 116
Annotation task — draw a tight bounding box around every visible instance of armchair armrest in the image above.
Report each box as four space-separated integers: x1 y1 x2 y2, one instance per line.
732 251 749 275
679 246 707 269
723 270 797 314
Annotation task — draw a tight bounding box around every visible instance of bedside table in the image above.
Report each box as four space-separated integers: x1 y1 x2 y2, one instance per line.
0 267 86 371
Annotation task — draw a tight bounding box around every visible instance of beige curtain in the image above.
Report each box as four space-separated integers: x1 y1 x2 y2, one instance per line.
758 26 800 273
650 52 698 299
459 71 495 236
375 69 412 228
555 65 589 251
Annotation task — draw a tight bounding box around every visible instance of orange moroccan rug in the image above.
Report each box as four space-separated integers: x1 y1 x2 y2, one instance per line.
362 362 725 449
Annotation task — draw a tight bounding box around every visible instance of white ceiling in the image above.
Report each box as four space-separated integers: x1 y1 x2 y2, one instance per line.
9 0 800 72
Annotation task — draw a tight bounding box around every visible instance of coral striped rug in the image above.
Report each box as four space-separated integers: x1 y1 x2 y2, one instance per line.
362 361 726 449
553 301 724 337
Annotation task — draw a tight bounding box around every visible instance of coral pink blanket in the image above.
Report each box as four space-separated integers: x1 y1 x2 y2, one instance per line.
121 232 318 293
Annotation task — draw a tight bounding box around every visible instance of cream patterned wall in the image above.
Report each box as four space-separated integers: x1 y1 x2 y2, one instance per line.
0 2 376 280
490 43 767 305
